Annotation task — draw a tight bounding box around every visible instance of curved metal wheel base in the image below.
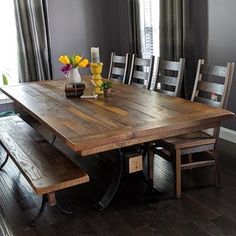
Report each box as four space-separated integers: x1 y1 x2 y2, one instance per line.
29 194 72 227
56 202 72 215
94 149 123 211
29 195 47 227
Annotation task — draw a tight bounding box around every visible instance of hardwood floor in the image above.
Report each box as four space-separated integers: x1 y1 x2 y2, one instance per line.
0 123 236 235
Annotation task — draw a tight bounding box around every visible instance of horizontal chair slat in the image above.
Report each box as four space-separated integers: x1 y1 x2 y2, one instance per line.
200 65 227 77
194 96 221 108
197 80 225 95
158 75 177 86
159 60 181 71
135 58 150 67
181 160 215 170
112 67 125 76
133 71 148 80
113 55 127 64
155 88 175 96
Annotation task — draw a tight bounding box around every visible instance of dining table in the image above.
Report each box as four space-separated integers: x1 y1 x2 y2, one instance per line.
1 77 234 210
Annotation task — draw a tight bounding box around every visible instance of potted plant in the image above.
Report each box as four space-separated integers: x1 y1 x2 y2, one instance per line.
100 80 112 96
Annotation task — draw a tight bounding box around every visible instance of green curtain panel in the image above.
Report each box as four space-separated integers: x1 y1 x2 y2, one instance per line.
13 0 52 82
160 0 196 98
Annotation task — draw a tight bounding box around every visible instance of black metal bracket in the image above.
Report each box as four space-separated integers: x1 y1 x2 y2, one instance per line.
51 135 56 144
29 195 47 226
0 154 9 171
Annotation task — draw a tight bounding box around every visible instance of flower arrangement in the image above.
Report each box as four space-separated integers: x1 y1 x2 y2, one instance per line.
58 54 89 74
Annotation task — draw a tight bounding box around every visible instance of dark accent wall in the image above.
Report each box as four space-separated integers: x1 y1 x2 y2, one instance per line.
48 0 121 79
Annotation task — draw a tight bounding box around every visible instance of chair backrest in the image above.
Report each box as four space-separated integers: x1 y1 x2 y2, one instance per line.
128 54 155 89
191 59 235 109
108 52 130 83
153 58 185 96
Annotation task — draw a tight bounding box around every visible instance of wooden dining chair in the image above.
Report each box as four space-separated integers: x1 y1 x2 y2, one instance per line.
128 54 155 89
151 59 235 198
108 52 130 83
153 58 185 96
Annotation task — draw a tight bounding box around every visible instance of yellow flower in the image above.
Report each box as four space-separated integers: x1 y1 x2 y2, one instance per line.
75 55 82 64
78 59 89 68
58 55 70 65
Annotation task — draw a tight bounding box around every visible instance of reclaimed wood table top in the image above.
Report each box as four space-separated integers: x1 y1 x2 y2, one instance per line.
1 78 234 156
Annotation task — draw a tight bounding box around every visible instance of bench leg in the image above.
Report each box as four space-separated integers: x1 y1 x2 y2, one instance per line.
0 154 9 170
30 193 72 226
94 149 123 211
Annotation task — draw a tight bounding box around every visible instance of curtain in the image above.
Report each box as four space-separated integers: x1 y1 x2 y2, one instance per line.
159 0 196 98
127 0 142 56
13 0 52 82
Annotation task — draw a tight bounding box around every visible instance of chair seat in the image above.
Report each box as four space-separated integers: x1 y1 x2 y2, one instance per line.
156 131 216 150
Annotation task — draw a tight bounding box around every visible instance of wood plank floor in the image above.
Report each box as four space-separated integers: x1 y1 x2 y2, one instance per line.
0 121 236 235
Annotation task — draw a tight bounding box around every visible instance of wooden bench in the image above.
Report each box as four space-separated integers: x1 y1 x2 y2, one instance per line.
0 115 89 225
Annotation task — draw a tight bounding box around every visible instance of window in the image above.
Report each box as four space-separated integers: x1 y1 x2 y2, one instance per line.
139 0 160 59
0 0 18 86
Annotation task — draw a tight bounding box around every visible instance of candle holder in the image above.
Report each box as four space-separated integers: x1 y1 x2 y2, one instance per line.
90 62 104 95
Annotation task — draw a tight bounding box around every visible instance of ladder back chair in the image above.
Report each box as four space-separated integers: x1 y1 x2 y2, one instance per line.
153 58 185 96
128 54 155 89
151 59 235 198
108 52 130 83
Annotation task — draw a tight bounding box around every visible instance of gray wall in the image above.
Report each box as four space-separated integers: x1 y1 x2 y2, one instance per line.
208 0 236 130
48 0 121 79
196 0 236 130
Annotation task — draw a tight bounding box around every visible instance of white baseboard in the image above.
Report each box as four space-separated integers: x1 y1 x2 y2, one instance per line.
220 127 236 143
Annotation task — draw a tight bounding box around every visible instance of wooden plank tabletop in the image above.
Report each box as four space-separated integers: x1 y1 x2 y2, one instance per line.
1 78 234 156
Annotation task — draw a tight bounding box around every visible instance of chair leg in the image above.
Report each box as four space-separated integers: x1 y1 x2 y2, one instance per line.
188 153 193 171
213 148 220 187
175 149 182 198
0 154 9 170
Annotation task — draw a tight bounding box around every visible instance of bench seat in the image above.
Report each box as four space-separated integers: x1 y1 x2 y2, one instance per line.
0 115 89 224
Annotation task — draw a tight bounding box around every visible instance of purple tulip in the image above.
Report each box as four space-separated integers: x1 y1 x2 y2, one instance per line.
61 64 73 74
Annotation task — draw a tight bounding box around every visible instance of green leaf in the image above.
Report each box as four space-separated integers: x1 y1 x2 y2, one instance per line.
71 54 76 67
2 74 8 85
100 80 112 90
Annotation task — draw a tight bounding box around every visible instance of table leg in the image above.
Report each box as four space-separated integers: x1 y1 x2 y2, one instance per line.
94 149 123 211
